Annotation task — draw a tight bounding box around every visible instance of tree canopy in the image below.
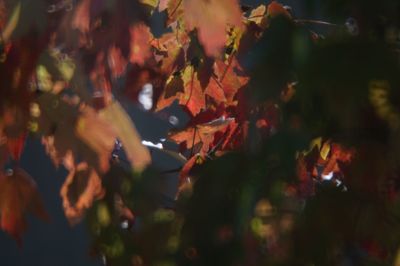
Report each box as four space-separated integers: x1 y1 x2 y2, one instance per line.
1 0 400 265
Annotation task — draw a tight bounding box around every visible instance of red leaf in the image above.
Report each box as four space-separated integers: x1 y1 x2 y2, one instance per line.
108 45 128 79
6 132 26 161
0 168 49 244
184 0 243 57
129 23 153 66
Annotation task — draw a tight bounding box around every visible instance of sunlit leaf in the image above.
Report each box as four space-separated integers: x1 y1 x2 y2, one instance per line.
129 23 153 66
99 101 151 172
183 0 243 57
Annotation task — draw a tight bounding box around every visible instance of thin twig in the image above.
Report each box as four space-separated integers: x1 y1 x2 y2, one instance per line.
190 127 197 157
220 52 235 83
294 19 338 27
169 0 183 19
160 167 182 175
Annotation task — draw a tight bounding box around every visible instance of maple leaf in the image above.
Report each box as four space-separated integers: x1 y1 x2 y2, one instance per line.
169 116 234 153
37 93 112 172
60 162 104 225
99 101 151 172
213 58 249 104
180 65 206 116
0 168 49 244
156 73 184 111
129 23 153 66
75 106 117 173
183 0 243 57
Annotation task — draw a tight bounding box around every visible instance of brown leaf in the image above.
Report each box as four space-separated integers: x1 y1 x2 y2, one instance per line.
75 106 117 173
0 168 49 244
184 0 243 57
99 101 151 172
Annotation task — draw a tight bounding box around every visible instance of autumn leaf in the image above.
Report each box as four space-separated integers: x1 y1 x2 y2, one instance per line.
129 23 153 66
6 132 26 161
75 106 117 173
180 65 206 116
266 1 291 19
156 73 184 111
248 5 267 25
169 116 234 152
60 162 104 225
0 168 49 244
176 153 204 199
164 0 184 25
183 0 243 57
213 58 249 104
1 2 21 42
99 101 151 172
72 0 91 33
108 45 128 79
139 0 159 8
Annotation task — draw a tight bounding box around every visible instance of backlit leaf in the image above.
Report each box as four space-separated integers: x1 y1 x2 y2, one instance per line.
0 168 49 244
183 0 243 57
129 23 153 66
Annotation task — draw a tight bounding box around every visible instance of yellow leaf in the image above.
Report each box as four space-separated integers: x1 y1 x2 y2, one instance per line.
139 0 159 8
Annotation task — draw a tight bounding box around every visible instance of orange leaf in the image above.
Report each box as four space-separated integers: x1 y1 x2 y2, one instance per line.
72 0 91 33
266 1 291 19
214 58 249 104
60 162 104 225
0 168 49 244
180 65 206 116
183 0 243 57
129 23 153 66
169 116 234 152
